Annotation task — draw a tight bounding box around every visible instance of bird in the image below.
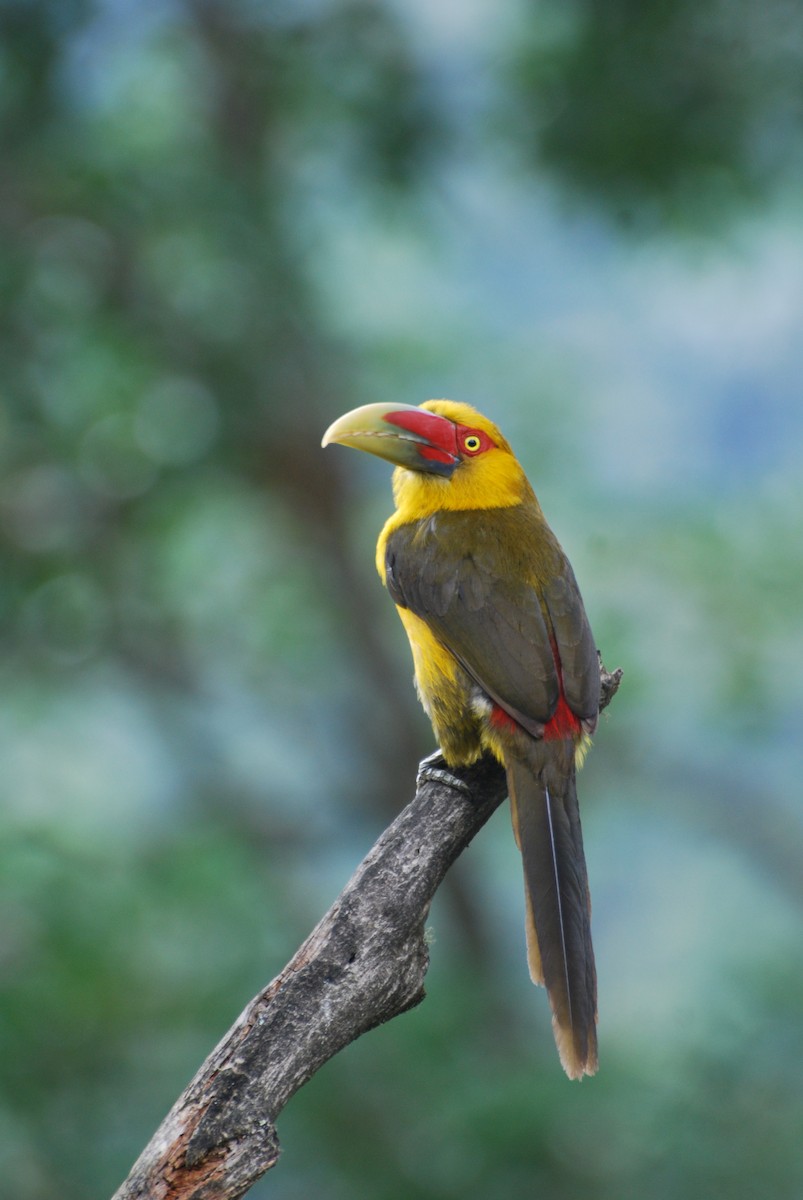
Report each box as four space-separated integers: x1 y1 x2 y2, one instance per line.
322 399 600 1079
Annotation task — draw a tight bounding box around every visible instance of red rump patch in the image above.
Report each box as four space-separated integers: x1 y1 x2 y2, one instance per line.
491 696 580 740
544 635 581 741
543 692 581 741
491 633 581 743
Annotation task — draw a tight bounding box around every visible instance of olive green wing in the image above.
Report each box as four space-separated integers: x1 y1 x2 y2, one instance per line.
385 506 599 733
385 511 559 735
539 561 599 728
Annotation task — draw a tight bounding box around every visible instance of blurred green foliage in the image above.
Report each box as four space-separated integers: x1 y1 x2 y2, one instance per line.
1 1 802 1197
507 0 803 228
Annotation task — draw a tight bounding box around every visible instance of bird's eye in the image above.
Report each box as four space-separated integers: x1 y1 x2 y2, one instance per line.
463 435 481 453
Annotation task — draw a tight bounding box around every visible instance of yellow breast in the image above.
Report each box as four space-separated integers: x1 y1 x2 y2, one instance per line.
395 607 484 765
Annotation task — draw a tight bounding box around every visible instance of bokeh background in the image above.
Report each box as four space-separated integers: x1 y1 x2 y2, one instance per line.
2 1 802 1196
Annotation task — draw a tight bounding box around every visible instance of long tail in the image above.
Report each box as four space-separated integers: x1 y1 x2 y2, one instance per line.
507 744 597 1079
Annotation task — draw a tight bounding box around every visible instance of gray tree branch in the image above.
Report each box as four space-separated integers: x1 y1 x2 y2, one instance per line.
112 663 622 1200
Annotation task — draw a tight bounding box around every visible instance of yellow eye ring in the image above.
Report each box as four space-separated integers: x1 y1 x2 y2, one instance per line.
464 435 481 452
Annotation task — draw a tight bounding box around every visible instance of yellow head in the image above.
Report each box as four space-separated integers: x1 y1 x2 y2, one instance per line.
322 398 534 517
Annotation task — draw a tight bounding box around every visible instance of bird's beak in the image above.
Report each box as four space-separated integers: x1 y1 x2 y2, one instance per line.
322 403 459 476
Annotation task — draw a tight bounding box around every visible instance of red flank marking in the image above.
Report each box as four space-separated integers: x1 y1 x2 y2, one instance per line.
491 704 519 732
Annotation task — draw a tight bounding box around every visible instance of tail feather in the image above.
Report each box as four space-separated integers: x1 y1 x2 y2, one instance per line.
507 747 597 1079
511 799 545 987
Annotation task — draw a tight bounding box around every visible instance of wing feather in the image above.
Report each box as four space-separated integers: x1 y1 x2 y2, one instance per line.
385 505 596 731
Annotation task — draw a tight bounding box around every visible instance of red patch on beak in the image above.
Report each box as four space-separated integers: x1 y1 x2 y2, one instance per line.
384 409 459 466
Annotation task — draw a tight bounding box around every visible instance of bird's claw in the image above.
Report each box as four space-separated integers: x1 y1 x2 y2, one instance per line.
416 749 472 796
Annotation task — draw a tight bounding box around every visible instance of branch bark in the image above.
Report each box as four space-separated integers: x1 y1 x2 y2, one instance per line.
113 662 622 1200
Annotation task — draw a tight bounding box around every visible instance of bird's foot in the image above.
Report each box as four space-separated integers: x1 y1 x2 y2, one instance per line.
416 749 472 796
